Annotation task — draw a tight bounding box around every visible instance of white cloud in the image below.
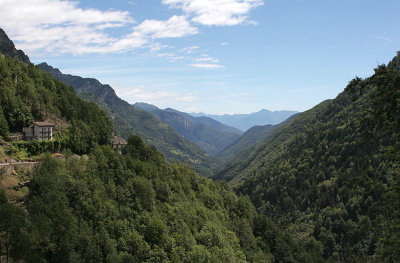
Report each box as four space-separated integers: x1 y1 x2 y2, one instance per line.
135 15 198 38
0 0 134 54
196 56 219 63
190 63 225 69
0 0 198 55
162 0 264 26
220 42 229 46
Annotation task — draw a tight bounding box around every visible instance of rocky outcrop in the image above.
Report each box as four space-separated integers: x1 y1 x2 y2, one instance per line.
0 28 30 64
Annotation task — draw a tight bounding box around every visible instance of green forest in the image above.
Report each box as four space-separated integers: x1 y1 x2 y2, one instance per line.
218 54 400 261
0 136 327 262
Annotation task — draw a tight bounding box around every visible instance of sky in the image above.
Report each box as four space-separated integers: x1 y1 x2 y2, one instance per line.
0 0 399 114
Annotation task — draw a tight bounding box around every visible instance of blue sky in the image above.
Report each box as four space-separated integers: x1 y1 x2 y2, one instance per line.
1 0 399 114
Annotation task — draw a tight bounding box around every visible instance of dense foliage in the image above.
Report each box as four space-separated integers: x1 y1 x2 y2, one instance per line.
0 56 113 153
0 136 325 262
220 56 400 261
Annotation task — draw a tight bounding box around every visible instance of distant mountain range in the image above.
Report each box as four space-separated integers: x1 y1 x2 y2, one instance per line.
191 109 298 131
134 102 243 155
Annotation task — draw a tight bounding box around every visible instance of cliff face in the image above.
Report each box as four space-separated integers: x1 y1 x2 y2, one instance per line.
0 28 30 64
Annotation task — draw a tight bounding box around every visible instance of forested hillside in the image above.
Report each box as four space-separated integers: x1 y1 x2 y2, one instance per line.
37 63 217 176
0 55 112 154
221 53 400 261
1 134 327 262
134 103 243 155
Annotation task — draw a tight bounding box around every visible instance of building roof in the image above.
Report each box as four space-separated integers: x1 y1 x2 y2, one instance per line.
112 137 127 145
32 121 54 127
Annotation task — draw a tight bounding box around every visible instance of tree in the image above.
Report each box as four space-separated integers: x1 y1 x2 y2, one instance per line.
0 191 30 262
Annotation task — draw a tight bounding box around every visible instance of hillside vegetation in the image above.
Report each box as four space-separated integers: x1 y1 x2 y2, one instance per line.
0 55 112 154
216 115 297 162
0 135 327 262
220 54 400 261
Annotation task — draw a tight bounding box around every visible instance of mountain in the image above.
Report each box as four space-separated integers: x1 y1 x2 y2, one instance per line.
219 54 400 260
134 102 243 155
0 28 30 64
216 114 298 162
37 63 217 176
0 47 113 155
191 109 298 131
133 102 160 112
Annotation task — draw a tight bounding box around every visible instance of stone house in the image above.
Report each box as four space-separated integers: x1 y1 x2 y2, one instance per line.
111 136 127 150
23 121 54 141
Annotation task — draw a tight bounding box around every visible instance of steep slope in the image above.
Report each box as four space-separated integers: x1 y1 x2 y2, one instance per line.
134 103 242 155
0 29 30 64
192 109 298 131
162 107 243 135
37 63 216 176
221 55 400 260
216 114 298 161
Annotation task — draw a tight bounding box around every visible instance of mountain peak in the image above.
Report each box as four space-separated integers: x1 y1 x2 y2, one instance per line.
133 102 159 112
0 28 30 64
37 62 63 75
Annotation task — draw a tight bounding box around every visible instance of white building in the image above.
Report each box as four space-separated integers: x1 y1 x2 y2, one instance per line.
23 121 54 141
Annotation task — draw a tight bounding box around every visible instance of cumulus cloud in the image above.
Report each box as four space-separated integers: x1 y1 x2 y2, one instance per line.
135 15 198 38
0 0 198 55
0 0 262 57
162 0 264 26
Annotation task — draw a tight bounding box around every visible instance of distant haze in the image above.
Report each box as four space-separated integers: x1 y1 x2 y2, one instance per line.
191 109 298 131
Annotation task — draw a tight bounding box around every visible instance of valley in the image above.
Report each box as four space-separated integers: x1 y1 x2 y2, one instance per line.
0 21 399 263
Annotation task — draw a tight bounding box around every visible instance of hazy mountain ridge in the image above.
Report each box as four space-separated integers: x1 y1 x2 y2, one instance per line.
134 102 243 154
216 114 298 162
191 109 298 131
